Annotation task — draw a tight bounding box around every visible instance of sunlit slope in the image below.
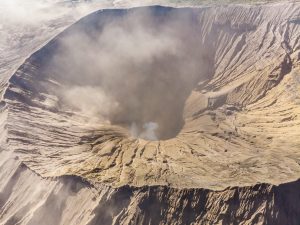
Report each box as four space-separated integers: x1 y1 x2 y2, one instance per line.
0 2 300 224
4 4 300 189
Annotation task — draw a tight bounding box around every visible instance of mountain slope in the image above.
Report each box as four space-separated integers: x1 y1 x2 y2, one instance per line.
0 2 300 224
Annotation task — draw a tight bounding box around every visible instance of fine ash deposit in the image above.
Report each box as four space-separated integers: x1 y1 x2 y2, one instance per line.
1 1 300 224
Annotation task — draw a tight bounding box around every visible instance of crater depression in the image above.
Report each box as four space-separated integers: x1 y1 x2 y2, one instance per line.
5 4 300 190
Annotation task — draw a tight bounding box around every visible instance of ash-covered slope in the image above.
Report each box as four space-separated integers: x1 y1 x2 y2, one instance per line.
1 2 300 225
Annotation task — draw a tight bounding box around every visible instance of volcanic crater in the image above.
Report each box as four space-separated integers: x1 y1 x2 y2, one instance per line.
1 2 300 224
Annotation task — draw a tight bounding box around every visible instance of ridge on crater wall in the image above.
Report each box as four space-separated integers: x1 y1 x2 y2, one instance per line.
0 2 300 225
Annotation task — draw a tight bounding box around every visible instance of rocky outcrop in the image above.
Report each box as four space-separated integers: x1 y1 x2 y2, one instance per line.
1 2 300 224
2 160 300 225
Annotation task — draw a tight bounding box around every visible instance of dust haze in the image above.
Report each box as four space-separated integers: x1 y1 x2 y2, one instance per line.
44 7 213 140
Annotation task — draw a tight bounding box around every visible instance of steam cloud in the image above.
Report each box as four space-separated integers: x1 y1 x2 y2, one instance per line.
42 7 213 140
130 122 159 141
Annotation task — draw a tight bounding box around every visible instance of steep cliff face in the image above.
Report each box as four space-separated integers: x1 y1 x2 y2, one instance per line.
1 2 300 225
2 161 300 225
87 180 300 225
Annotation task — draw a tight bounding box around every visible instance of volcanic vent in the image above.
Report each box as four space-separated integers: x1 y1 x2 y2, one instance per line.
2 3 300 224
31 7 215 141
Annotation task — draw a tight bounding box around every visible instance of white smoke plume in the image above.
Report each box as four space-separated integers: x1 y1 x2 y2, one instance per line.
39 6 214 140
130 122 159 141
